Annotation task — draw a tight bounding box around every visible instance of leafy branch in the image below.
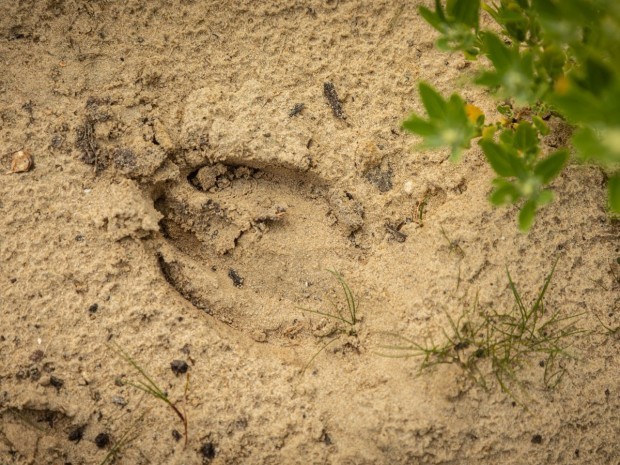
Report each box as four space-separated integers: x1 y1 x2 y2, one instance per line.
404 0 620 230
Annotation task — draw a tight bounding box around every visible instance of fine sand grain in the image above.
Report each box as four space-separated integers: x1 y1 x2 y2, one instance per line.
1 1 618 464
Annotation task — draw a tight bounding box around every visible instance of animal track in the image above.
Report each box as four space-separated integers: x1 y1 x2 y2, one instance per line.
154 160 366 343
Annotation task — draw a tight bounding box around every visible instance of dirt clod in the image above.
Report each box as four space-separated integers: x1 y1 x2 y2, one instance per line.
95 432 110 448
68 425 86 443
289 103 305 117
200 442 216 461
29 350 45 362
228 268 244 288
170 359 189 375
323 81 345 119
49 375 64 390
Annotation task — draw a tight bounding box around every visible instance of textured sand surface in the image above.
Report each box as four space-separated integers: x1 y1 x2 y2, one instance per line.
0 1 618 464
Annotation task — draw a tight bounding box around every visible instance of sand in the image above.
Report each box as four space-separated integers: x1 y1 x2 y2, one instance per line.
0 1 618 464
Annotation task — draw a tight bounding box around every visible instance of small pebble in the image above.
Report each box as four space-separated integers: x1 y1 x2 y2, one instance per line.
200 442 216 460
403 180 414 195
10 150 33 173
111 396 127 407
95 432 110 448
68 425 86 443
228 269 244 287
50 375 64 390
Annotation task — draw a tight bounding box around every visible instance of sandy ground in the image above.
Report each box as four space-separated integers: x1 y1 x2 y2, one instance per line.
0 1 618 464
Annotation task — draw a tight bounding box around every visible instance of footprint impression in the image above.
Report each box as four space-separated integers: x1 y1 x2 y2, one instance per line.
154 81 367 345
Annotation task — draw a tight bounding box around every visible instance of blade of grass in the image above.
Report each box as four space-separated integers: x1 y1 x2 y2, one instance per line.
109 344 188 448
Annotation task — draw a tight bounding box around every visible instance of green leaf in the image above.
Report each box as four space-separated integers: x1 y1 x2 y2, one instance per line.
532 116 550 136
580 57 614 96
402 115 435 136
518 200 537 231
539 45 566 80
514 122 539 155
609 173 620 213
475 71 502 88
403 83 477 159
537 190 554 206
447 94 470 122
433 0 446 22
571 127 620 166
572 127 601 161
548 87 604 125
482 32 513 72
534 149 569 184
490 179 521 205
480 140 516 177
447 0 480 28
497 102 513 118
419 82 448 119
419 6 444 32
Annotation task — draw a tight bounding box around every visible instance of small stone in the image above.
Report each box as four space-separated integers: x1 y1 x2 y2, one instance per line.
320 430 332 445
403 180 414 195
200 442 216 461
95 432 110 448
289 103 305 117
531 434 543 444
170 360 189 375
49 376 64 390
80 371 90 385
228 269 244 288
10 150 33 173
68 425 86 443
251 330 267 343
111 396 127 407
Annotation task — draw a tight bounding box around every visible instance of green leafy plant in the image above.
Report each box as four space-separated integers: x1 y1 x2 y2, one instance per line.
110 344 188 447
404 0 620 230
298 269 360 373
378 261 584 401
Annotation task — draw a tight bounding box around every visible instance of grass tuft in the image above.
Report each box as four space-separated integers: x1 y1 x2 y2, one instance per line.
378 260 584 402
298 269 359 330
298 269 360 373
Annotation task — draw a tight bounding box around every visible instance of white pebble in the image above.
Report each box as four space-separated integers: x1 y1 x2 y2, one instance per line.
403 180 414 195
